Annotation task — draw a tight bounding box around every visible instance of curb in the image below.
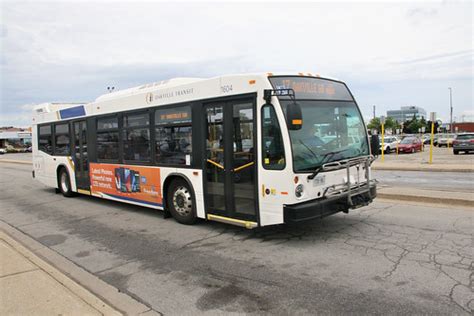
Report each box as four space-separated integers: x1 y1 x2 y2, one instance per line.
377 192 474 208
372 165 474 173
0 221 161 316
0 159 32 165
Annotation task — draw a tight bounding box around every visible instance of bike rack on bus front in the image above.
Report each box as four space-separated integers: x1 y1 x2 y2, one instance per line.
320 155 377 208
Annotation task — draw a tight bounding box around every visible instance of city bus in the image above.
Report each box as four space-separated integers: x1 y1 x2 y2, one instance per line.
32 73 377 228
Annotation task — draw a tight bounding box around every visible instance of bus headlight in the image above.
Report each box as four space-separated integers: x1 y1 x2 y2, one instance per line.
295 184 304 198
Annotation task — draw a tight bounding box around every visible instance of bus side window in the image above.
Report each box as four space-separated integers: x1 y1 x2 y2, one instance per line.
261 104 285 170
155 105 192 165
54 123 70 156
38 124 53 155
97 116 119 161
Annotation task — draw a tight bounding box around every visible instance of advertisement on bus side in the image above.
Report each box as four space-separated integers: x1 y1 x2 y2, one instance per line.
89 163 162 207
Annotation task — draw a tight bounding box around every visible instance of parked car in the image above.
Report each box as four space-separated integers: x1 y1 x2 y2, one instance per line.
452 133 474 155
0 148 6 155
26 146 32 152
379 136 398 154
437 133 456 147
397 137 423 153
422 134 431 145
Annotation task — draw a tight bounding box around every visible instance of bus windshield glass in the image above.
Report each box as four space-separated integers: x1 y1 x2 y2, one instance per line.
269 77 368 172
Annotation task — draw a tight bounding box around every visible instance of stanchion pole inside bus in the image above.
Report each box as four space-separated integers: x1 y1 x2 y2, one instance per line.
429 112 436 164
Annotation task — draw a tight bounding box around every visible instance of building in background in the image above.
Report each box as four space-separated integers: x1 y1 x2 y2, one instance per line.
387 106 427 123
0 127 32 149
452 122 474 133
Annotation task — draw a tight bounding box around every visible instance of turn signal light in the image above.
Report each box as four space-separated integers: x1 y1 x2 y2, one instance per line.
294 176 299 184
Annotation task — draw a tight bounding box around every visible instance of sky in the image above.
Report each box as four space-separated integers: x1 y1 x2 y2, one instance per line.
0 0 472 127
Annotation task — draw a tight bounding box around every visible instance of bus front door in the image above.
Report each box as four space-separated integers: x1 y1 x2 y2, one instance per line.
204 99 257 223
73 121 90 191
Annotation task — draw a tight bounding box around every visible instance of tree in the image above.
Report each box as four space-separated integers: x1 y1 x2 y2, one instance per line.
406 117 422 134
426 120 440 134
367 116 401 134
384 117 400 132
420 116 427 127
367 117 381 133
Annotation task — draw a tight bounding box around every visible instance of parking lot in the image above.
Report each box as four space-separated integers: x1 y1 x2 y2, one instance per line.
374 144 473 165
1 162 473 314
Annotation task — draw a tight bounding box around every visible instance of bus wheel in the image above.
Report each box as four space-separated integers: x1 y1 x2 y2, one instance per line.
59 168 74 197
167 179 197 225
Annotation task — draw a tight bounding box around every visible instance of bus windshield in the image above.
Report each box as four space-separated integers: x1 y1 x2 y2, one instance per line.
280 100 369 171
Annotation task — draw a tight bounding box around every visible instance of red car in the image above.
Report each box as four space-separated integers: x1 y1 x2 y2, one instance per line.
398 137 422 153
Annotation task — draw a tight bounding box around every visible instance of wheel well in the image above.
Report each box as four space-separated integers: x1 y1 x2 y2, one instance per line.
162 174 195 211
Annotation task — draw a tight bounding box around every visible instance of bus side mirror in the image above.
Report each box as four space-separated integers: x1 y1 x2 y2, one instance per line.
370 134 380 157
286 102 302 130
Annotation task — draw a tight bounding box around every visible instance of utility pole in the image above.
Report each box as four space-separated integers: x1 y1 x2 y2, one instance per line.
373 105 376 120
448 87 453 132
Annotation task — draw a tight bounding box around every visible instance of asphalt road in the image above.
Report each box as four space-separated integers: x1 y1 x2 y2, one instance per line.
373 170 474 192
1 163 473 315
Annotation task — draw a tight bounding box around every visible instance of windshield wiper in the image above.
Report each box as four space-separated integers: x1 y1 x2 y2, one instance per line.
307 148 352 180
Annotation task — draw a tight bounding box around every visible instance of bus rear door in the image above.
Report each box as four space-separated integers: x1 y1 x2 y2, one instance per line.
73 120 90 191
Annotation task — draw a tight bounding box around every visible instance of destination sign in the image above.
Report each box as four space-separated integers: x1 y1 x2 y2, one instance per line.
269 77 353 101
155 106 192 125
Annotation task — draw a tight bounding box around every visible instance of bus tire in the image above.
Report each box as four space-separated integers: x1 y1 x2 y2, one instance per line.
58 168 74 198
167 178 197 225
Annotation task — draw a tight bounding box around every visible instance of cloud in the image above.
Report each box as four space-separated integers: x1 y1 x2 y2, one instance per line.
0 1 472 127
407 7 438 18
0 106 33 128
393 50 473 65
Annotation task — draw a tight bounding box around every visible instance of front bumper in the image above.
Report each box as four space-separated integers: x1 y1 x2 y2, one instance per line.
284 183 377 223
453 145 474 151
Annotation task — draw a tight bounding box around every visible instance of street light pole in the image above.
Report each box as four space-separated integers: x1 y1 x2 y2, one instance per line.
448 87 453 132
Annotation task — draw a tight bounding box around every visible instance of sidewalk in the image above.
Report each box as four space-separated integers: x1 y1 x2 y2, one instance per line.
0 230 120 315
372 146 474 172
0 223 159 316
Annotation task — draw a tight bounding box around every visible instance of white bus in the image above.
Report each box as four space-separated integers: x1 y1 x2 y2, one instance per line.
32 73 376 228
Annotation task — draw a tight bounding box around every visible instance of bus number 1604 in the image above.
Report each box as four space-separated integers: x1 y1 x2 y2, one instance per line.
220 85 233 93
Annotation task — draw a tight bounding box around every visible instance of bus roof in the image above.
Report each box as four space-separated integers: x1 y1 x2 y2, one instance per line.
95 77 204 102
32 72 342 124
94 72 341 103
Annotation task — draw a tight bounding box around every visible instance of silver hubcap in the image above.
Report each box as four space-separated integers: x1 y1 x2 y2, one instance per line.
173 186 192 216
61 172 69 192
